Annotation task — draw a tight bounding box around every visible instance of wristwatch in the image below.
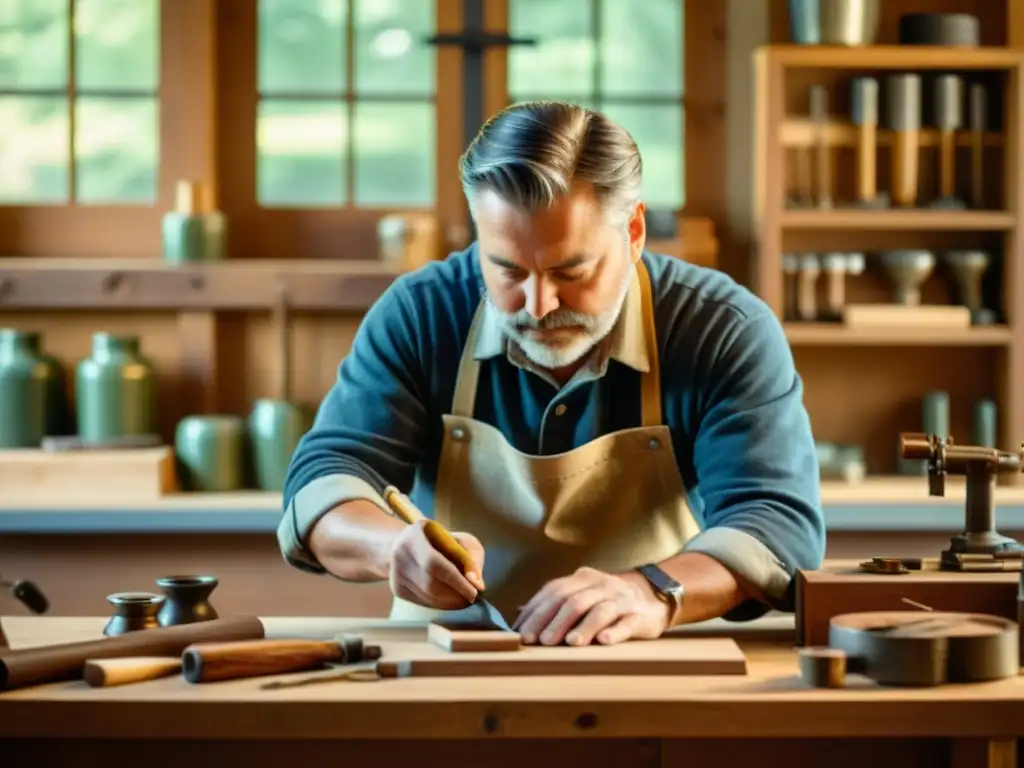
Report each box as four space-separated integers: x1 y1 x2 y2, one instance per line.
635 563 685 623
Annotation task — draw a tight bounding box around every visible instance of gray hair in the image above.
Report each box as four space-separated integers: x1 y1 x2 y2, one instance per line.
459 101 643 227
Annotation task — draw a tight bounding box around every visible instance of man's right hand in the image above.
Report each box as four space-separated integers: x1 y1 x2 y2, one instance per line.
388 519 486 610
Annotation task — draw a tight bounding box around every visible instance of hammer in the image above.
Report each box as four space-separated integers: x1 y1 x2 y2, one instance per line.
180 634 382 684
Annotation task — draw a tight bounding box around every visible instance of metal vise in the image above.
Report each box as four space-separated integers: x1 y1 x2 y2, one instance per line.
900 432 1024 566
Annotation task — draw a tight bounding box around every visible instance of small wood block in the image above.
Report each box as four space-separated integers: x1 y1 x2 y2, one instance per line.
843 304 971 329
798 646 847 688
796 560 1018 646
427 623 521 652
0 446 177 504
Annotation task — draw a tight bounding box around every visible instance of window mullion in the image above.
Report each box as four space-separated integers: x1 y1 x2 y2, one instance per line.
68 0 78 203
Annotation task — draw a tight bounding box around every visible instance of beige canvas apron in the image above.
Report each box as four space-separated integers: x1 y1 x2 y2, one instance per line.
389 260 702 623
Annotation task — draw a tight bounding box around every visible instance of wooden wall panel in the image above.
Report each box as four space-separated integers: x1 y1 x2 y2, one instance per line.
0 313 364 443
0 529 1003 619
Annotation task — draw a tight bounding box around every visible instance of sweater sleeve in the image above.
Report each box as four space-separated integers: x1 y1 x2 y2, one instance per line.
276 282 429 574
680 312 825 619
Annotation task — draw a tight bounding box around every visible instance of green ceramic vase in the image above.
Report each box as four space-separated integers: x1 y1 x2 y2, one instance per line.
249 399 306 492
162 211 227 264
175 415 246 492
0 329 68 448
76 333 157 444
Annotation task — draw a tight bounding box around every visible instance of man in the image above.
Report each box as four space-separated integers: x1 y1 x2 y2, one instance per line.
278 101 824 647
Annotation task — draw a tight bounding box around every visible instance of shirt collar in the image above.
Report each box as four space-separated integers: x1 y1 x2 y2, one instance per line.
472 264 650 374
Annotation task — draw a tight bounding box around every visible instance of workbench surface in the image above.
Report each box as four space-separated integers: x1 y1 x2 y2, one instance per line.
2 613 1023 743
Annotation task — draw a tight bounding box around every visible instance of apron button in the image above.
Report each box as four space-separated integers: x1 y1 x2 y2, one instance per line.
648 438 661 450
452 428 466 440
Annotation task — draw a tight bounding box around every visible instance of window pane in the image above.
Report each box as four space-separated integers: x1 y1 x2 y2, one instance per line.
600 0 683 97
0 0 68 90
354 0 434 96
354 102 434 206
0 96 68 202
508 0 594 99
601 104 684 209
75 0 158 91
75 97 157 203
258 99 347 206
258 0 346 95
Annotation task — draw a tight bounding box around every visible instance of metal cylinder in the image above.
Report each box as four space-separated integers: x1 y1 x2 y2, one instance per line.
899 13 980 46
851 77 878 125
934 74 963 130
789 0 879 46
970 83 988 132
886 74 921 131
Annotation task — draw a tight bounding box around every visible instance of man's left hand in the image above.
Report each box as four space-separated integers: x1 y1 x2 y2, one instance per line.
512 566 672 646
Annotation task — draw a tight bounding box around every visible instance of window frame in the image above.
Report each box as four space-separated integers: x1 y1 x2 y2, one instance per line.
0 0 212 258
0 0 725 261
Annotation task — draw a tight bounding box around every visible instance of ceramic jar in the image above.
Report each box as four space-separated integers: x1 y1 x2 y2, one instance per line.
75 333 157 443
0 329 68 448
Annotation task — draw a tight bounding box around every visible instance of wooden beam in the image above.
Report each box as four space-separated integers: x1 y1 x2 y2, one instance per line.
0 260 398 311
162 0 221 414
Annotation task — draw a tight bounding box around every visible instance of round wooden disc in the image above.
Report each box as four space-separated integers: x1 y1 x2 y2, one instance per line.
828 611 1018 687
798 646 847 688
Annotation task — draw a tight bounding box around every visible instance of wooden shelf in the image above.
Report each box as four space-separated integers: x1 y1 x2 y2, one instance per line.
3 481 1024 513
785 323 1012 347
780 120 1003 150
779 209 1015 230
0 258 401 310
759 44 1024 71
821 476 1024 505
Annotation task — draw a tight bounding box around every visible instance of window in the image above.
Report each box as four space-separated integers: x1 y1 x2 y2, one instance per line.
0 0 160 205
506 0 686 210
255 0 437 208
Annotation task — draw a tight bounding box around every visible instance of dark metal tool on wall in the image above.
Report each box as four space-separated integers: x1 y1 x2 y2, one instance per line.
900 432 1024 569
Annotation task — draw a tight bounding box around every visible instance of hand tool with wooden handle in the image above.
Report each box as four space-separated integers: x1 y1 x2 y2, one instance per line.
83 656 182 688
969 83 986 209
887 74 922 207
382 485 512 630
181 634 381 684
383 485 484 590
809 85 832 209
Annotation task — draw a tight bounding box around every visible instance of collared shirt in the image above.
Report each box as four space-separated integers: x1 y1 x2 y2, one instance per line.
277 246 825 619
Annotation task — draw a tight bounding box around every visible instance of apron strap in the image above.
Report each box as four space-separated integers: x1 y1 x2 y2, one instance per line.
450 302 487 417
450 259 661 424
634 258 662 428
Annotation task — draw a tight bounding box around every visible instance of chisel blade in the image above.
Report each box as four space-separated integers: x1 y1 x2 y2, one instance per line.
437 597 512 632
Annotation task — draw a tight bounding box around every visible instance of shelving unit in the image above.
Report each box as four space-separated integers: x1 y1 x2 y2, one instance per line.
753 45 1024 483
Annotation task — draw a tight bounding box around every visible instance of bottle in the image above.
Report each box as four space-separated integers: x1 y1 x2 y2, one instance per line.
162 180 227 264
75 333 157 443
0 329 68 448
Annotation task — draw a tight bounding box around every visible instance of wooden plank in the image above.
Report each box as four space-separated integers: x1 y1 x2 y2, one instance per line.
427 623 521 652
0 448 177 504
781 121 1003 149
760 45 1024 70
0 260 398 311
843 304 972 330
376 637 748 677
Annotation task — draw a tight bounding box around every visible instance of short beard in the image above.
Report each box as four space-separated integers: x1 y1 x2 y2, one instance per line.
484 267 633 370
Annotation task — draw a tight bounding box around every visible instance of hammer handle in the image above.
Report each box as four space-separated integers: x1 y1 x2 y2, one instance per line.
181 639 343 683
83 656 181 687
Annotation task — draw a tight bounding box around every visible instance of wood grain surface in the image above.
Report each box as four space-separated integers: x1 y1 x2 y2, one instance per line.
1 614 1024 744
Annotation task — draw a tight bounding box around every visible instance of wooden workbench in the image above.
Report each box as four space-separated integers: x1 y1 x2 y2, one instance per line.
0 614 1021 767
